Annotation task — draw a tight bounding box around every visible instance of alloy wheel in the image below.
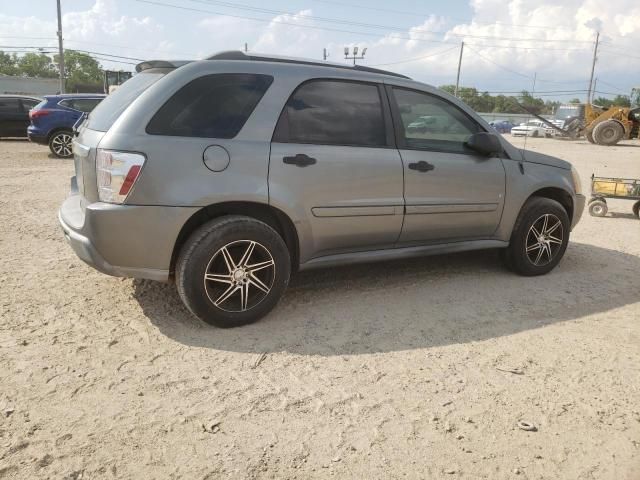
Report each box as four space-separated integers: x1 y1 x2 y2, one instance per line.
52 133 73 157
524 213 564 266
203 240 275 312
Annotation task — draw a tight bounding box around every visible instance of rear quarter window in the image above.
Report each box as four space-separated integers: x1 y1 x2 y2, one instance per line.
87 71 165 132
146 74 273 139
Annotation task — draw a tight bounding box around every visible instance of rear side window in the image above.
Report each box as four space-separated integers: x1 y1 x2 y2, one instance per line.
20 99 40 111
87 71 165 132
60 98 102 113
147 74 273 138
273 80 386 147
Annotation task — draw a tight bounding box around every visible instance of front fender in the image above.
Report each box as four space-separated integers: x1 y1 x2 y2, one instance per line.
496 159 576 241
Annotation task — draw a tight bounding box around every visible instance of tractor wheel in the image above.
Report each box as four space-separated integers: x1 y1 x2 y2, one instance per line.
592 120 624 146
586 131 595 144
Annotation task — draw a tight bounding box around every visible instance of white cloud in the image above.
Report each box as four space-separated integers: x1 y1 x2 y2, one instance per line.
1 0 638 95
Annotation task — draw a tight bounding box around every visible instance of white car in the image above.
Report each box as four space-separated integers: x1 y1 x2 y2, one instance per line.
511 120 547 138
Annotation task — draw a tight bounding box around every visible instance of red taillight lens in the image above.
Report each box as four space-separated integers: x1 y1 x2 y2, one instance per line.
29 109 51 119
119 164 142 196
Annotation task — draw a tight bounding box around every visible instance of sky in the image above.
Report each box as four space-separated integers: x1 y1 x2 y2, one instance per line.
0 0 638 101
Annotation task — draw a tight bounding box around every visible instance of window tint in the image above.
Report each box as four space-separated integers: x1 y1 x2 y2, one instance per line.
0 98 20 114
392 88 480 153
274 80 386 147
88 71 166 132
147 74 273 138
67 98 102 113
20 99 40 111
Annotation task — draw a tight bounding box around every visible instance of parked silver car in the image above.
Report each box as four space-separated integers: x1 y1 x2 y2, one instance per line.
59 51 585 327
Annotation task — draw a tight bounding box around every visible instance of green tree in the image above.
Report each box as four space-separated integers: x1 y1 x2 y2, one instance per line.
0 51 20 76
568 98 581 104
55 50 103 92
17 52 57 78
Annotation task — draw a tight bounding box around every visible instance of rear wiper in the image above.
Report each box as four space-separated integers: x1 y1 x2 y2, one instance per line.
73 113 88 136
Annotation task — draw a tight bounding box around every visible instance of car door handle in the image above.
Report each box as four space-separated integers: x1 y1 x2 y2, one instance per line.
283 154 317 167
408 161 435 172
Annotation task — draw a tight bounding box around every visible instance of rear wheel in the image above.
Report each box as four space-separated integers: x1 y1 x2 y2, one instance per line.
48 130 73 158
502 197 569 276
588 200 608 217
592 120 624 146
532 130 539 138
176 215 291 328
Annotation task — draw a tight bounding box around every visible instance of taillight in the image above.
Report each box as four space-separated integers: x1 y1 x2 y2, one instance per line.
96 149 145 203
29 109 51 119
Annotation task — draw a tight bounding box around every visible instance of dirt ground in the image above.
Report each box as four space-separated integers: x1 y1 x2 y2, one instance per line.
0 136 639 480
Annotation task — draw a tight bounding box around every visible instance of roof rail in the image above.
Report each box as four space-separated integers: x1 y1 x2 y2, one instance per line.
206 50 410 79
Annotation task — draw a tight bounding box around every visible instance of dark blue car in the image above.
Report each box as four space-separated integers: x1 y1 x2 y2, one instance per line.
489 120 516 134
28 94 105 157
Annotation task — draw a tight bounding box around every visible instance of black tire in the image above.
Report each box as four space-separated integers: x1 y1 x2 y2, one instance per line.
502 197 570 276
48 130 73 158
632 200 640 219
586 131 595 144
532 130 539 138
176 215 291 328
592 120 624 146
588 200 608 217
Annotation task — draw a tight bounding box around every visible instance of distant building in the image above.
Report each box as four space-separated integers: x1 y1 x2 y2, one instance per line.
0 75 60 96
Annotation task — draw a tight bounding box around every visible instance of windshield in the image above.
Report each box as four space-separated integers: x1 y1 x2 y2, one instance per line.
555 105 582 119
87 71 165 132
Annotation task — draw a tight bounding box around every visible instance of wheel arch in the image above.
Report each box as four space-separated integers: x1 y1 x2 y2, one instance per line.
46 126 74 143
169 201 300 276
527 187 574 223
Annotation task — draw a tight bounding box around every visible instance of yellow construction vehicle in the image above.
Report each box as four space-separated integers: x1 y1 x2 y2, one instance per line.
584 104 640 145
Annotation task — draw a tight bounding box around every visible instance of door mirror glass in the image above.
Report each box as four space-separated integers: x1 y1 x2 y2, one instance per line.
464 132 502 156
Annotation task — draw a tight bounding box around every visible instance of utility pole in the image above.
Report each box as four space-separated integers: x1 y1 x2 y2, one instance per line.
244 43 248 53
587 31 599 104
323 48 328 61
344 46 367 65
454 41 464 97
56 0 65 94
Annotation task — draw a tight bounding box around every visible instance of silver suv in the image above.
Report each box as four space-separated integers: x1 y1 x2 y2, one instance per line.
59 51 586 327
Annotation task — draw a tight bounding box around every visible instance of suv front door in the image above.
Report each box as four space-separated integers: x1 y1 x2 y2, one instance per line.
269 79 404 261
388 86 506 244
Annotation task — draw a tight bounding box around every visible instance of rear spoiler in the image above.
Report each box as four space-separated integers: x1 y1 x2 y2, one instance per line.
135 60 192 73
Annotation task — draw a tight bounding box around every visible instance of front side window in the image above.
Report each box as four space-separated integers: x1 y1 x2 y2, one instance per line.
0 98 19 114
273 80 386 147
147 74 273 138
392 88 481 154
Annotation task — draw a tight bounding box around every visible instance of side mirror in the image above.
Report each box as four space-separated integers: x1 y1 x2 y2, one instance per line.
465 132 502 156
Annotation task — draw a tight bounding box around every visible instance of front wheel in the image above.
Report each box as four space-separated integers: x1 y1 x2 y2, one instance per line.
176 215 291 328
502 197 570 276
48 130 73 158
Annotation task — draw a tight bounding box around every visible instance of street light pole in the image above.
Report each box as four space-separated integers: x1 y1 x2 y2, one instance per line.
56 0 65 93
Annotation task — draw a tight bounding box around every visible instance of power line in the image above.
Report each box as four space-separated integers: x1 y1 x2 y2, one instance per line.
308 0 582 32
368 46 459 66
190 0 595 43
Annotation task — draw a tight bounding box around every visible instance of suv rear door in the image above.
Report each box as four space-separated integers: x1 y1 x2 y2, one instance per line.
269 79 404 261
387 86 506 243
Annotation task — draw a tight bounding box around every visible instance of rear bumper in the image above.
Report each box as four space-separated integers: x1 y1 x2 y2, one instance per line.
58 191 199 282
27 132 47 144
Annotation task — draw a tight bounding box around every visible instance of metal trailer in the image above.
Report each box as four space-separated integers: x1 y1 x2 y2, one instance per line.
588 175 640 218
